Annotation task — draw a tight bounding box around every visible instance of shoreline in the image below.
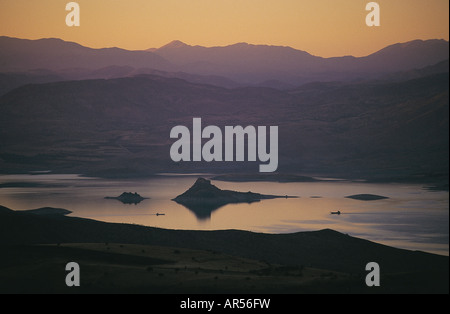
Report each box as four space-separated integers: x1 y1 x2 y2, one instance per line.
1 170 448 191
0 173 448 256
1 204 448 258
1 204 448 293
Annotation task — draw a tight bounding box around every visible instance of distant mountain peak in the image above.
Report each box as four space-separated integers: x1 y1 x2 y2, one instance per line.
160 40 190 49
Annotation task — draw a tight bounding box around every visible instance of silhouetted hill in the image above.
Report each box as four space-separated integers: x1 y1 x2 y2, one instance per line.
0 66 242 97
150 39 449 84
0 70 64 96
0 67 449 183
0 72 447 180
381 59 449 82
0 205 13 214
0 36 173 72
358 40 449 72
0 205 447 279
1 37 448 87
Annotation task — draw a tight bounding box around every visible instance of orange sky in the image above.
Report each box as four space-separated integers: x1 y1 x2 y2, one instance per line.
0 0 448 57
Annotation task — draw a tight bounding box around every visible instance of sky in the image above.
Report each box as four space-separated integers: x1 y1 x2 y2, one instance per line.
0 0 448 57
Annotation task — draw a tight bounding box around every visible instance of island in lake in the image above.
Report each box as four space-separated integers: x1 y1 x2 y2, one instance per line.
172 177 297 219
105 192 148 204
345 194 389 201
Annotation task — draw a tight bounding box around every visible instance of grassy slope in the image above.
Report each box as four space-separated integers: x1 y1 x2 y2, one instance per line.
0 206 448 293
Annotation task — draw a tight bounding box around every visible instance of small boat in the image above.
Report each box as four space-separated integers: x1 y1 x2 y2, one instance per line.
331 210 341 215
156 213 165 216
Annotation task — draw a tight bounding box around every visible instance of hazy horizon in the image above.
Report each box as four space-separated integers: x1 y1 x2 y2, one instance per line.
0 0 448 58
2 35 450 59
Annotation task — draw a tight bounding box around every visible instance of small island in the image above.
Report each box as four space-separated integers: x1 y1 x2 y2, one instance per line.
105 192 148 205
345 194 389 201
172 178 296 219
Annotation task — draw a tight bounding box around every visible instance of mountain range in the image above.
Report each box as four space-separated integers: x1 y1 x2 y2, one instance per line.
151 39 449 84
0 36 448 182
0 36 448 91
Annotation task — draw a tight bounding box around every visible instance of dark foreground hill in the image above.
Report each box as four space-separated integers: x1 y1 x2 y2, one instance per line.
0 205 447 293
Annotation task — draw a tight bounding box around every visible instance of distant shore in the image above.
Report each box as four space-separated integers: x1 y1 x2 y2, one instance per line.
2 170 447 192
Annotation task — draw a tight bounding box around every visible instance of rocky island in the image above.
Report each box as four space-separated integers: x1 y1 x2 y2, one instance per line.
105 192 148 204
172 177 296 219
173 177 296 205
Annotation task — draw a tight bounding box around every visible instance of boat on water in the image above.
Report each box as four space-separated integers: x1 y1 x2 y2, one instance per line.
331 210 341 215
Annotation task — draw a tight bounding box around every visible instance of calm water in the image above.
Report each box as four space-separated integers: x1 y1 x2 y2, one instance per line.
0 173 448 256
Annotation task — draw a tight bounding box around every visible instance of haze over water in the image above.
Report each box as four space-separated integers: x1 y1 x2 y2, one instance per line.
0 173 448 256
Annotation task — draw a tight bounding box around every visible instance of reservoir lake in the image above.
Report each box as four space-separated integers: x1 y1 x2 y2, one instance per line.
0 173 448 256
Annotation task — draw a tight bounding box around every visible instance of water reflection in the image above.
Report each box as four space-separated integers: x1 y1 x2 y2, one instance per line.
105 192 148 205
173 201 226 220
0 174 448 255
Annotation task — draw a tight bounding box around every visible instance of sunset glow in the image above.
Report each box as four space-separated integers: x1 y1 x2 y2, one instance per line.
0 0 448 57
